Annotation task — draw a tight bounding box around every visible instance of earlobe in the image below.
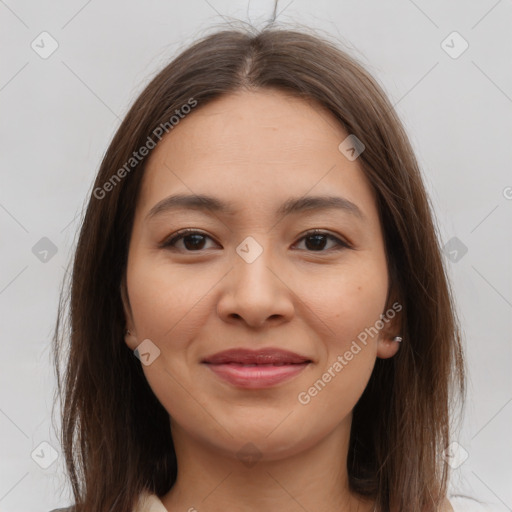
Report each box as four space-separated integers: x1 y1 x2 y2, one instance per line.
124 328 138 350
377 290 404 359
377 335 402 359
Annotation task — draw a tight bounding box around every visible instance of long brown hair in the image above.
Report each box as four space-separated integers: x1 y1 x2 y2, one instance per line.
52 22 465 512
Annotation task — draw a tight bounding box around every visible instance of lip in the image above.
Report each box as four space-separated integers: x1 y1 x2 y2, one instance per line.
202 348 312 389
202 348 311 365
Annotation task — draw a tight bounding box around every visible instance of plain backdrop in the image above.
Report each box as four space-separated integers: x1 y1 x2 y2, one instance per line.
1 1 511 510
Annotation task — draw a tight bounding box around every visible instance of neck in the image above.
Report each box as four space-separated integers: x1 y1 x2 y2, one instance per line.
161 415 374 512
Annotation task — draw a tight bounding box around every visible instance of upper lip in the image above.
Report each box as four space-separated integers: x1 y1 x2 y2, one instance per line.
202 348 311 365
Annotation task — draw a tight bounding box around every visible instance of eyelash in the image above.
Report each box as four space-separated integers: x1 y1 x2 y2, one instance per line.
159 228 351 253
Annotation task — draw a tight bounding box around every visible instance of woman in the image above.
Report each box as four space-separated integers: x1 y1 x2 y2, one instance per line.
52 25 469 511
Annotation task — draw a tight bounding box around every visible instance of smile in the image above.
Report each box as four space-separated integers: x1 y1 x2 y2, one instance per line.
204 361 311 388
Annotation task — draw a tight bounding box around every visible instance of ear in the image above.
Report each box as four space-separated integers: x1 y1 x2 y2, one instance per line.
376 299 403 360
120 272 138 350
377 268 404 360
377 335 401 359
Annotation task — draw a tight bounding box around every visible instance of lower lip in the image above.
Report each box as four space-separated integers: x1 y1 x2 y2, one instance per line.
204 362 310 389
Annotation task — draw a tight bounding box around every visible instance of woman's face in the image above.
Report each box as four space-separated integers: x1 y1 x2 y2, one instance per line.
123 89 400 461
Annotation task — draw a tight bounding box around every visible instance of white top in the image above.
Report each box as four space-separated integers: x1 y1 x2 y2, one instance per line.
132 492 508 511
449 495 509 511
133 492 168 512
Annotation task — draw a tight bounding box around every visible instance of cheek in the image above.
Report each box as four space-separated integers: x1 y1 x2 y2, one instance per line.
127 254 213 340
296 269 384 413
296 347 375 433
298 258 388 346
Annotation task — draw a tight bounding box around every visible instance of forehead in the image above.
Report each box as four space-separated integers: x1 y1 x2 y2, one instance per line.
136 89 378 223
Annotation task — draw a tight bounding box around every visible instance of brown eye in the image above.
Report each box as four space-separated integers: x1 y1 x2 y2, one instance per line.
160 229 350 253
160 229 218 251
294 230 350 252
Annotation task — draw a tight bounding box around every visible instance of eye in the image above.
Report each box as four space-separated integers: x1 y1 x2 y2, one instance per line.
293 229 350 252
160 228 351 253
160 229 218 251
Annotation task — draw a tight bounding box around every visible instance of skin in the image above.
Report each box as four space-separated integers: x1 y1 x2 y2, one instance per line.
122 88 440 511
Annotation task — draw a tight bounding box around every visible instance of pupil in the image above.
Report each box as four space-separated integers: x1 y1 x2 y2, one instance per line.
306 235 326 251
184 234 205 250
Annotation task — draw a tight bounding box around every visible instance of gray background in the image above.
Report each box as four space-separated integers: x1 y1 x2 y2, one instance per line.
1 1 511 510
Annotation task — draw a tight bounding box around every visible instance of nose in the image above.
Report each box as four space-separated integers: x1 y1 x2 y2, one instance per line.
216 243 295 329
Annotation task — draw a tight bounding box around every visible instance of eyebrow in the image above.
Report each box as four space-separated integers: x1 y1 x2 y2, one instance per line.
146 193 366 221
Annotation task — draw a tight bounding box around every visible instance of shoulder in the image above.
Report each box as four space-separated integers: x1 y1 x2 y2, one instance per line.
47 492 166 512
47 491 166 512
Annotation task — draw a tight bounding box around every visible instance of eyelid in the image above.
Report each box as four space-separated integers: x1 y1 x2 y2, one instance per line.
159 228 352 252
294 229 352 250
159 228 216 249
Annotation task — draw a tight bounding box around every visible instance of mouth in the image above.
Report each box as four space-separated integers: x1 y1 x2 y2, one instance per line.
202 348 312 389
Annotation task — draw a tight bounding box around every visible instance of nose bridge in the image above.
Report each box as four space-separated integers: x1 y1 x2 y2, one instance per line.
233 234 279 293
217 234 294 326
